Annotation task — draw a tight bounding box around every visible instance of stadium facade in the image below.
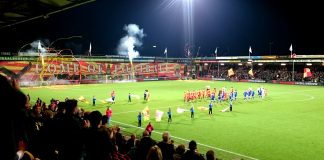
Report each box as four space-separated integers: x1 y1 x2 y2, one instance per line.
1 54 324 86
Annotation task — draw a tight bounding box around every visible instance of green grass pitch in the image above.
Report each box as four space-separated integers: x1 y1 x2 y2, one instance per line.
22 80 324 160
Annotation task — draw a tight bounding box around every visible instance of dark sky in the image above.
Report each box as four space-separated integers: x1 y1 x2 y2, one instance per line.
1 0 323 57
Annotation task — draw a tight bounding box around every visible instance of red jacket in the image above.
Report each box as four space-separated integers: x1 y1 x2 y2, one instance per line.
146 124 154 132
106 109 112 117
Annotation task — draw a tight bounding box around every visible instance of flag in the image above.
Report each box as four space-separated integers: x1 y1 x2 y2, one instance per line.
303 68 312 78
249 46 252 54
155 110 164 122
289 44 293 52
289 44 294 58
164 48 167 54
198 106 208 111
37 41 42 50
142 106 150 121
89 43 92 56
248 69 254 77
228 68 235 77
177 107 185 114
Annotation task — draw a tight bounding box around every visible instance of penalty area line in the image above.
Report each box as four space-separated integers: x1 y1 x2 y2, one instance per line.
111 120 259 160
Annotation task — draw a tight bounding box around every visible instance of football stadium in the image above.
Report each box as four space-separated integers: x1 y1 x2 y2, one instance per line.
1 1 324 160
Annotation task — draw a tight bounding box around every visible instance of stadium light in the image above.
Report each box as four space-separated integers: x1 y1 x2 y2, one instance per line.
306 63 312 66
281 63 286 66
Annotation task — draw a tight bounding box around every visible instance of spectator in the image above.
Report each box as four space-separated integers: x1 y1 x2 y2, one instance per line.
0 75 29 160
84 111 114 160
173 144 186 160
157 131 175 160
138 130 157 160
146 145 163 160
206 150 216 160
57 99 84 160
182 140 205 160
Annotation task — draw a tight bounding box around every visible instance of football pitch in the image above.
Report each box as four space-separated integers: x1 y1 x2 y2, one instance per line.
22 80 324 160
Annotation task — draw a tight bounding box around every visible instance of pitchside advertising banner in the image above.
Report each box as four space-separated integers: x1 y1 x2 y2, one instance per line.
272 80 322 86
0 60 185 79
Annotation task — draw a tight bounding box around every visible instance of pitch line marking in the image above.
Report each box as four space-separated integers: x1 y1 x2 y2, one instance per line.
114 105 178 115
111 120 259 160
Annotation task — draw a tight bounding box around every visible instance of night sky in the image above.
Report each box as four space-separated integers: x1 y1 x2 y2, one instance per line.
1 0 323 57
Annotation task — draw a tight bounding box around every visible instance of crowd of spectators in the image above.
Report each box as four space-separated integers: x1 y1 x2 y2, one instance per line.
204 64 324 82
1 74 219 160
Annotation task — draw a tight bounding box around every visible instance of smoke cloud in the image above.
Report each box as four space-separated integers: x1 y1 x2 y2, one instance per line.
117 24 145 61
29 40 47 53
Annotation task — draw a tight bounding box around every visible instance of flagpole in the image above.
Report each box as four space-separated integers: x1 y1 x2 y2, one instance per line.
215 47 219 78
290 44 294 81
292 50 294 81
249 51 250 60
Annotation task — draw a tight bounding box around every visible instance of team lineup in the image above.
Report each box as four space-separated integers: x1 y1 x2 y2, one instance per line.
85 86 269 126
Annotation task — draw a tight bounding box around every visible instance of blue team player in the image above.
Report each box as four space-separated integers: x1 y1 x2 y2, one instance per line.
190 104 195 118
258 87 262 98
248 89 252 100
128 93 132 102
221 91 225 102
208 101 213 115
211 92 216 103
229 91 234 101
234 89 238 100
218 91 222 103
243 90 247 101
92 96 96 106
167 107 172 123
229 99 233 112
251 90 255 99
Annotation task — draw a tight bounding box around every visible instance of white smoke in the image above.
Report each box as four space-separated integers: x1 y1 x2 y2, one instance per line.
117 24 145 61
30 40 47 53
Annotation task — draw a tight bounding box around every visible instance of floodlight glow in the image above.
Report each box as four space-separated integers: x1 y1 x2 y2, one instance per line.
183 0 194 47
153 45 156 48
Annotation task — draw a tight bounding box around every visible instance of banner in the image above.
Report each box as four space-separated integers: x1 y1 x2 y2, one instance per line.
0 60 185 80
